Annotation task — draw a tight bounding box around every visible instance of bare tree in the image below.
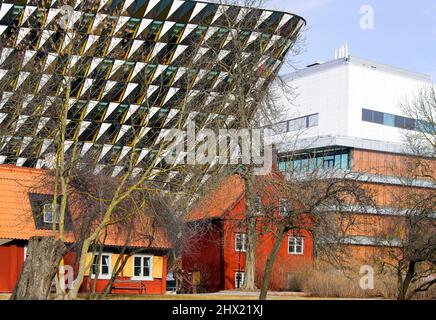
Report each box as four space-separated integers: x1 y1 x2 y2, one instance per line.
401 86 436 157
371 89 436 300
257 164 374 300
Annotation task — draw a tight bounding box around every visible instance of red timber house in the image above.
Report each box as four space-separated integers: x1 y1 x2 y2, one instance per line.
0 165 172 295
182 174 314 292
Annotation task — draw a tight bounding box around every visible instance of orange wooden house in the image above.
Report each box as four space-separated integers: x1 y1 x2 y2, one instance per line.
0 165 172 295
182 174 313 292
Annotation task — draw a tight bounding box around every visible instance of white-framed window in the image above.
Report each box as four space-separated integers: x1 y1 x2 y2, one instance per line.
288 237 304 255
91 253 112 279
235 272 245 289
235 233 246 252
42 203 60 224
132 255 153 280
279 199 291 216
253 196 261 215
24 244 28 261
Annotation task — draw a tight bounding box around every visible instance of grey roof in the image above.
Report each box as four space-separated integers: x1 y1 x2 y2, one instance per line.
282 56 432 83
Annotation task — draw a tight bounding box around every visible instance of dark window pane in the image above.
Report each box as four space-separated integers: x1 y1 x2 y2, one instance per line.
134 267 141 277
362 109 372 122
404 118 415 130
394 116 406 128
143 266 150 277
373 111 384 124
102 265 109 275
134 256 141 268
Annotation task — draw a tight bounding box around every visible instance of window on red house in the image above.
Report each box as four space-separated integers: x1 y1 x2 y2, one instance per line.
279 199 292 216
133 255 153 280
288 237 304 255
253 196 261 215
42 203 60 224
235 272 245 289
235 233 247 252
91 253 112 278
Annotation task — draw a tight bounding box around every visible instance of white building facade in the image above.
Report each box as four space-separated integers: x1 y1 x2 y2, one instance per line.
272 55 433 170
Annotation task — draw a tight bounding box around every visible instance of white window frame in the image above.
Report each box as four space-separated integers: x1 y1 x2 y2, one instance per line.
279 199 290 216
235 272 245 289
235 233 246 252
253 196 261 215
91 253 112 279
132 254 153 281
42 203 60 224
288 237 304 255
24 244 28 261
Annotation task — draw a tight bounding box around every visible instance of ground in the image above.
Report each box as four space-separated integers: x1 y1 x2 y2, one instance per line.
0 291 382 300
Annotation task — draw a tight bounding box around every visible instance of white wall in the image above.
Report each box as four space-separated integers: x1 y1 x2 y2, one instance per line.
348 62 429 144
275 57 432 147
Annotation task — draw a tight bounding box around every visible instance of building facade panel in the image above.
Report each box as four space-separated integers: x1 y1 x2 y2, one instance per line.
0 0 305 191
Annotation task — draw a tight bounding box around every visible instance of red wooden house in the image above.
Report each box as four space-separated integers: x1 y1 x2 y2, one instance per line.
182 174 313 292
0 165 172 295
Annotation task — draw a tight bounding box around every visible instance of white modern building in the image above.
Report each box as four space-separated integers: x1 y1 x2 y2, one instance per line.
270 54 435 257
271 54 433 170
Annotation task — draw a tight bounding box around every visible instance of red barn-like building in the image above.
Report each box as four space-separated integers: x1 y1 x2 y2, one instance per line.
182 174 313 292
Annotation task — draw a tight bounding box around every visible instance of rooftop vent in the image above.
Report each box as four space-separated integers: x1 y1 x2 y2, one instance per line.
335 43 350 60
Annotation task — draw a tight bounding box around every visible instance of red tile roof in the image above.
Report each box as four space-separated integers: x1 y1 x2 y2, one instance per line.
186 174 245 222
0 165 171 249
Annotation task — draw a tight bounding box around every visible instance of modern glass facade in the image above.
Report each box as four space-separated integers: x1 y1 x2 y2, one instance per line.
269 113 319 135
362 108 432 132
0 1 305 184
278 148 351 172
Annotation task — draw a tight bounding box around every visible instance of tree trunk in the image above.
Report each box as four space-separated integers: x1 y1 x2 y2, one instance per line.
242 216 257 290
259 226 289 300
397 261 416 300
241 174 258 291
11 236 67 300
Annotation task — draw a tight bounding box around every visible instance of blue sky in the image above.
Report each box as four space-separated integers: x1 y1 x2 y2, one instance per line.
266 0 436 81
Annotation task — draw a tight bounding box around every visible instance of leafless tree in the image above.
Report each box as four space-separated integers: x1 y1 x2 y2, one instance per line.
256 163 374 300
370 89 436 300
